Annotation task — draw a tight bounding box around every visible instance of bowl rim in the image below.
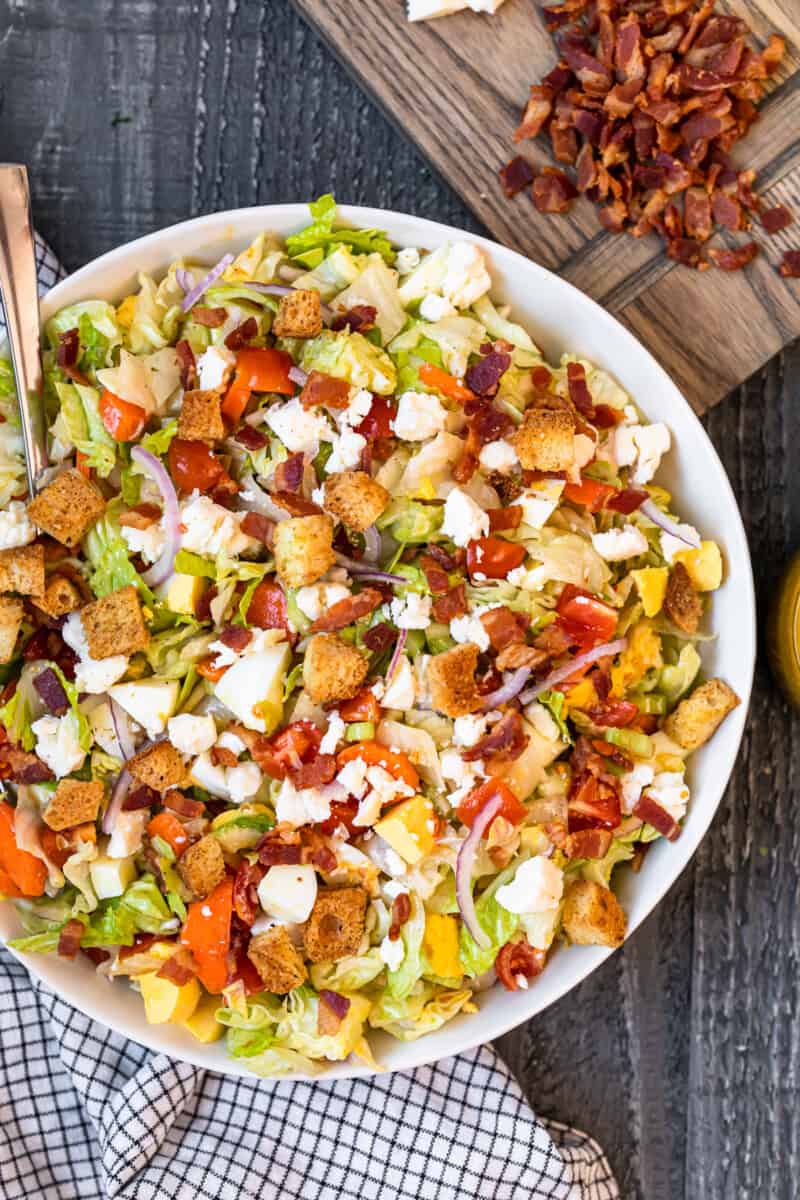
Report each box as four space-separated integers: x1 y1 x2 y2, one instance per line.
1 202 756 1079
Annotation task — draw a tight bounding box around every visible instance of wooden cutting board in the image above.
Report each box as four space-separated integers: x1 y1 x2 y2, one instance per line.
291 0 800 412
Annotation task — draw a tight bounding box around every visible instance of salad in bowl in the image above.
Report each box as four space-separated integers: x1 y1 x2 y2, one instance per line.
0 196 740 1075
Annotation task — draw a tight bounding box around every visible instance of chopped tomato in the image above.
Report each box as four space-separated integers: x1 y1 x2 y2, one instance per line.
99 389 147 442
180 876 233 993
488 506 522 533
147 812 190 858
556 585 618 649
256 721 323 780
456 778 527 831
339 688 381 724
233 951 266 996
246 579 288 631
0 801 47 897
197 655 228 683
466 536 526 580
567 773 621 830
222 348 294 421
337 740 419 791
167 438 226 494
75 450 92 479
562 476 616 513
418 362 475 404
356 394 396 440
586 700 639 728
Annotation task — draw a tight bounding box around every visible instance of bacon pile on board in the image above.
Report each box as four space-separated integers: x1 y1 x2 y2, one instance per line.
502 0 797 273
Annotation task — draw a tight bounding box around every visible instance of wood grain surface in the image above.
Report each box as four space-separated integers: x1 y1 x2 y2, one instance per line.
293 0 800 413
1 2 798 1196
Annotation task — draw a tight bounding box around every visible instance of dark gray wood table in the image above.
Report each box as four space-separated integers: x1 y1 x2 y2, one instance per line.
1 2 797 1196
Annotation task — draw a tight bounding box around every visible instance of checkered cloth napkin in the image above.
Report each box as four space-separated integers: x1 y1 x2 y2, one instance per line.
0 240 619 1200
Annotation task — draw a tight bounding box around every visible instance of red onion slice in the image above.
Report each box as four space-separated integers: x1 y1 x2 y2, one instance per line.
362 524 381 563
180 253 235 312
520 637 628 704
131 446 181 587
480 667 532 712
288 365 308 388
333 551 403 584
455 791 505 949
639 499 701 549
386 629 408 684
175 267 194 293
110 697 136 761
102 769 132 836
242 282 293 295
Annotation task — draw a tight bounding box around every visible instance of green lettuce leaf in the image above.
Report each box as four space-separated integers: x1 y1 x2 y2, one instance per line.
53 382 116 477
83 503 156 603
301 329 396 395
309 948 385 993
140 419 178 458
286 195 395 265
368 985 474 1041
459 860 522 978
387 895 427 1000
536 690 572 745
144 622 213 680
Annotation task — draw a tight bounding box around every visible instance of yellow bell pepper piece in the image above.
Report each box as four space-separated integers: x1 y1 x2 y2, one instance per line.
632 567 669 618
610 620 662 697
139 971 200 1025
116 295 137 329
423 914 462 979
672 541 723 592
374 795 436 865
563 677 598 712
181 994 225 1043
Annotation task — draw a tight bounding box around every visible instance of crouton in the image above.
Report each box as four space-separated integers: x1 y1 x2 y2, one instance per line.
323 470 389 533
43 779 104 832
177 389 226 442
511 407 575 471
248 926 308 994
562 879 626 948
303 633 369 703
33 573 82 619
273 514 335 588
664 678 740 751
303 886 367 963
0 596 23 664
80 586 149 660
128 742 188 793
27 469 105 548
427 643 480 717
272 289 322 339
663 561 702 635
0 543 45 597
176 834 226 899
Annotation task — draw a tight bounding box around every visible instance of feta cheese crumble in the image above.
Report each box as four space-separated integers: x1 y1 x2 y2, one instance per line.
197 345 236 392
0 501 35 550
592 524 648 562
31 713 86 777
389 593 432 630
441 242 492 309
496 855 564 915
167 713 217 756
62 611 129 696
180 492 259 559
478 439 518 474
392 391 448 441
442 487 489 547
265 397 332 456
327 428 367 472
450 612 490 653
121 521 166 565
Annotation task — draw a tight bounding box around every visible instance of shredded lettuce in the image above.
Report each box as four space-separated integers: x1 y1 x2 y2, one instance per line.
52 382 116 476
309 949 385 993
471 295 539 355
140 420 178 458
84 503 157 603
369 986 475 1041
387 895 427 1000
536 690 572 745
333 254 405 343
286 195 395 265
459 859 522 977
377 498 443 543
301 329 396 396
145 622 214 680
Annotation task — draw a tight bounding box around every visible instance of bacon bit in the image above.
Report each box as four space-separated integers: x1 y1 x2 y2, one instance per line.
712 191 744 230
480 606 526 652
234 424 268 451
311 844 337 873
83 947 110 967
683 187 713 240
550 121 579 164
219 625 252 651
240 511 274 546
427 543 463 572
363 622 395 653
514 84 554 142
318 989 351 1035
123 784 159 811
566 361 594 416
33 667 69 716
465 351 511 398
779 251 800 279
0 743 53 784
212 745 239 768
57 919 84 960
310 587 383 633
272 452 305 494
175 339 197 390
419 554 450 595
191 306 227 328
707 241 759 271
118 503 162 530
300 370 351 410
532 169 578 214
157 948 198 986
488 507 522 534
57 328 80 368
271 492 322 517
258 829 303 866
666 237 707 268
230 859 265 927
495 939 545 991
463 710 529 766
494 642 549 671
432 585 467 623
389 892 411 941
224 317 258 351
331 304 377 333
606 486 647 514
761 205 793 235
164 789 204 818
499 156 535 197
564 828 613 859
290 754 337 789
634 794 682 840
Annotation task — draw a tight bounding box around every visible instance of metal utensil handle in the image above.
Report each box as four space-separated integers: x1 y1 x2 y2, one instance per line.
0 164 49 495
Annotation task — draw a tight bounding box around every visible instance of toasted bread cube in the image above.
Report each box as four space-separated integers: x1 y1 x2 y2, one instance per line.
248 926 308 993
44 779 104 832
428 643 480 717
33 573 83 619
512 407 575 471
323 470 390 533
303 633 369 704
0 543 45 597
128 742 188 793
0 596 23 664
303 886 367 963
177 389 226 442
663 561 702 635
272 289 322 339
664 678 740 751
80 586 149 660
177 834 226 899
28 469 105 548
562 879 626 948
273 515 335 588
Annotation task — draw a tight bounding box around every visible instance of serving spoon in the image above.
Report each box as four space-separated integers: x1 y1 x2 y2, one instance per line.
0 164 49 495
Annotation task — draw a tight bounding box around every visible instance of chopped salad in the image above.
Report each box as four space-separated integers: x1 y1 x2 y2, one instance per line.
0 196 740 1074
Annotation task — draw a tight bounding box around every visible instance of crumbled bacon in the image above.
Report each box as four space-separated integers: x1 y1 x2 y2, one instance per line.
219 625 252 651
465 351 511 397
389 892 411 941
289 754 337 789
563 828 613 858
532 169 578 214
156 948 198 986
271 492 322 517
257 829 303 866
480 606 526 651
164 789 204 818
363 622 396 653
300 371 351 409
57 919 84 960
234 424 268 451
462 710 529 766
272 452 305 494
124 784 159 811
224 317 258 351
119 503 162 529
707 241 759 271
331 304 377 333
419 553 450 595
514 84 554 142
499 155 535 197
191 306 227 328
761 205 792 235
33 667 69 716
240 511 274 546
779 251 800 278
310 587 382 633
0 743 53 784
175 339 197 389
432 585 467 623
634 793 682 840
494 642 549 671
426 543 464 572
212 746 239 768
495 939 546 991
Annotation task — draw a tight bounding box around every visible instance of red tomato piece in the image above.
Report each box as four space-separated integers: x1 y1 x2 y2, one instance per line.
466 536 526 579
99 389 147 442
606 487 648 515
356 395 396 441
246 580 288 631
456 778 527 831
562 477 616 513
487 506 523 532
556 585 618 649
586 700 639 728
567 773 621 830
168 438 225 494
339 688 381 724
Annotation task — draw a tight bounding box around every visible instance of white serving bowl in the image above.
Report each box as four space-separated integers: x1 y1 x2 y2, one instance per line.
0 205 755 1079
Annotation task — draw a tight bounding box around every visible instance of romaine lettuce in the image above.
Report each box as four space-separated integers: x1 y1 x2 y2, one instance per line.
301 329 396 395
459 859 522 977
286 195 395 265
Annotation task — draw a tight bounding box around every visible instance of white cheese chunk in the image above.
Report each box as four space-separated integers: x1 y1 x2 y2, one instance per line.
592 524 648 562
258 864 318 924
167 713 217 756
442 486 489 547
392 391 448 442
496 855 564 915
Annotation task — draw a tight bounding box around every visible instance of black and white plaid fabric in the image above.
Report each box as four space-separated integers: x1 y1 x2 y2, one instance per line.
0 240 619 1200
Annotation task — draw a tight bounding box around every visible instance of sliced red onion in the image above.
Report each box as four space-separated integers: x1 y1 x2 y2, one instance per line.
175 267 194 293
455 791 505 949
639 499 701 549
241 282 293 295
520 637 629 704
239 473 291 521
102 769 131 837
334 551 403 583
386 629 408 684
110 697 136 761
319 989 351 1020
131 446 181 586
180 253 235 312
288 365 308 387
480 667 531 712
362 524 381 563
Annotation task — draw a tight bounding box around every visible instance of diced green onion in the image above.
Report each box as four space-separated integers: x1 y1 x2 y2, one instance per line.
604 727 654 758
346 721 375 742
636 694 667 715
151 835 176 863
